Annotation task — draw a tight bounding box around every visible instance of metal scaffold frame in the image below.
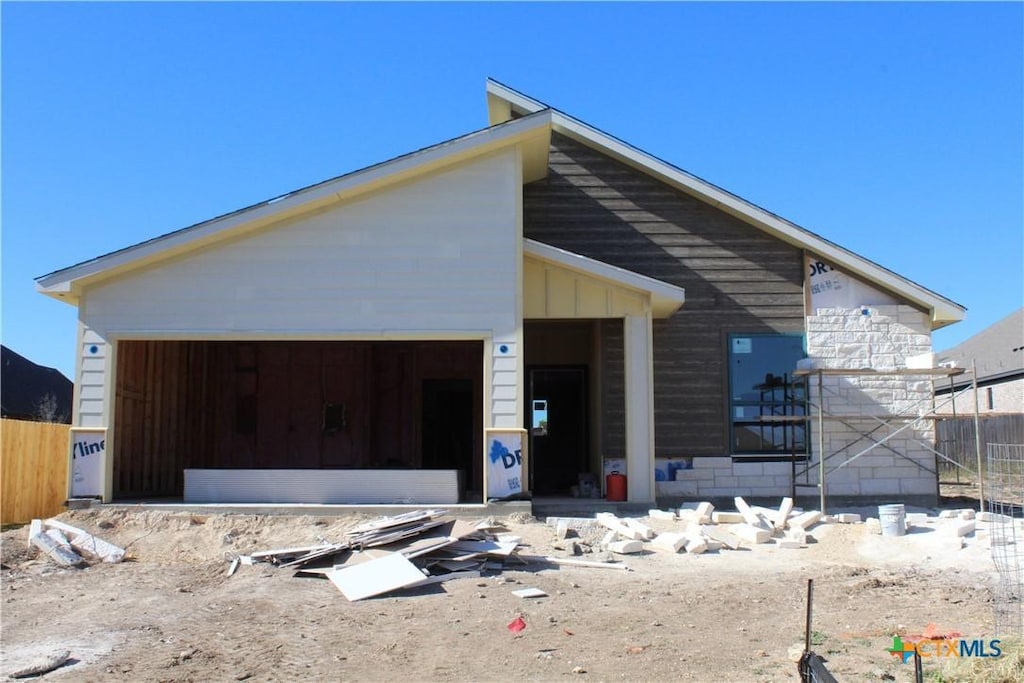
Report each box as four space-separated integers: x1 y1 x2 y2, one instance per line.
761 365 980 514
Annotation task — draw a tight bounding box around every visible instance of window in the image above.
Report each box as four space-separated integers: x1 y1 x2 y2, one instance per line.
728 334 807 456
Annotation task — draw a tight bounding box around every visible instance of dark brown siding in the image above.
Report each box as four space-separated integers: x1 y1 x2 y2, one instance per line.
524 133 805 456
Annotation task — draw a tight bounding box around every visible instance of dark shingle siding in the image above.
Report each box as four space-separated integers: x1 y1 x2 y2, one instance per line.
525 133 805 456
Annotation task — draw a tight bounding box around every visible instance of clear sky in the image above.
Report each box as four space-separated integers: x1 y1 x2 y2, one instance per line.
2 2 1022 379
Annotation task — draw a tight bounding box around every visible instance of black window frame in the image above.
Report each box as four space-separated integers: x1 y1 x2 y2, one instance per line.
727 333 809 459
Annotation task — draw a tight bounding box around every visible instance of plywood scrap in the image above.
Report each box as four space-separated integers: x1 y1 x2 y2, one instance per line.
326 552 427 601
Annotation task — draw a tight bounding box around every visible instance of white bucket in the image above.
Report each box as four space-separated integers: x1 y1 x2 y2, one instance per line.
878 504 906 537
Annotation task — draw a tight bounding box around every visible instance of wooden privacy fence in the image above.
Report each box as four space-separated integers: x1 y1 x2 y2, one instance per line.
936 414 1024 481
1 418 69 524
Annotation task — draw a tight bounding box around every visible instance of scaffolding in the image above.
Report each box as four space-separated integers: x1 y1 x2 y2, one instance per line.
761 366 979 513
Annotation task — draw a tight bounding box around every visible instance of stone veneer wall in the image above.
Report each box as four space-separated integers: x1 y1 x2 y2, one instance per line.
659 304 939 504
803 305 937 500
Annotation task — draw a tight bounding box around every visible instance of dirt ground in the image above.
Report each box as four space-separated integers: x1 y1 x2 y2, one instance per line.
0 501 1018 683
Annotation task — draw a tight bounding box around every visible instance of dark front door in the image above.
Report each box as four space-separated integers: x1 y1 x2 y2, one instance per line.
527 367 588 495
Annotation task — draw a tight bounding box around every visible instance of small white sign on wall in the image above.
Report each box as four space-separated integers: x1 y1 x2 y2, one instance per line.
485 429 526 499
70 428 106 497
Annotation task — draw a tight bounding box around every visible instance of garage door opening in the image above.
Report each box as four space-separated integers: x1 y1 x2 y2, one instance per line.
113 340 483 503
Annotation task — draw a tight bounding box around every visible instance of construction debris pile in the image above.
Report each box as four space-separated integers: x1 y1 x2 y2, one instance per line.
548 497 848 556
26 517 125 566
234 509 626 602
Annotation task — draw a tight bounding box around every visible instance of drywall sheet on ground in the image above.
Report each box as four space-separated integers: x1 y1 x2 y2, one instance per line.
326 552 426 601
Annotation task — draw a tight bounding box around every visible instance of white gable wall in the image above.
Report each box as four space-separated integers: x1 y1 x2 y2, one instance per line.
74 148 523 433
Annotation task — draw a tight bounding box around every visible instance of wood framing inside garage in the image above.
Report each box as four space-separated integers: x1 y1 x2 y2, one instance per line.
113 340 483 500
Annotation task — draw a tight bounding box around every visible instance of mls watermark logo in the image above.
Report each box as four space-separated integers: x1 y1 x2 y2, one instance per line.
886 634 1003 663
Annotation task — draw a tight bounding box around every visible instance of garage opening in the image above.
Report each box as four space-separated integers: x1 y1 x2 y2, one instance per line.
113 340 483 502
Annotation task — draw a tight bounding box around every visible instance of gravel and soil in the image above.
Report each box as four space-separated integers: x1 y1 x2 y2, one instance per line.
0 502 1019 682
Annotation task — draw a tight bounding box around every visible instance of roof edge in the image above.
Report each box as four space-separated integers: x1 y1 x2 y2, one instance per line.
487 79 966 329
37 109 555 299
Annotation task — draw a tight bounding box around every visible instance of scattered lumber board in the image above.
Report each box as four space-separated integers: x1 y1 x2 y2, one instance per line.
517 554 631 571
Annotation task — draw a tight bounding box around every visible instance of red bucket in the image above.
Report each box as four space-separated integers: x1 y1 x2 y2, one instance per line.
606 472 627 502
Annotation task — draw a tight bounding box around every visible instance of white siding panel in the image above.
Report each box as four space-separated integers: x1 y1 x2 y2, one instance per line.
75 321 110 428
78 149 523 432
84 150 520 337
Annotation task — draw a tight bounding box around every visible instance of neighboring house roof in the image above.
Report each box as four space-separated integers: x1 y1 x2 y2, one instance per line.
486 79 965 329
1 345 73 423
936 308 1024 389
36 80 965 330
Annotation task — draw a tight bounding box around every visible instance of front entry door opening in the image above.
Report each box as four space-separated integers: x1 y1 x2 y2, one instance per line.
527 366 589 496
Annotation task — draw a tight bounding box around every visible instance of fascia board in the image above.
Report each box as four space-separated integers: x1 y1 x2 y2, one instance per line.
37 111 554 296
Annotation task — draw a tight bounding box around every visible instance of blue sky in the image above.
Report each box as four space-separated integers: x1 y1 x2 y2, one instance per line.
2 2 1022 379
